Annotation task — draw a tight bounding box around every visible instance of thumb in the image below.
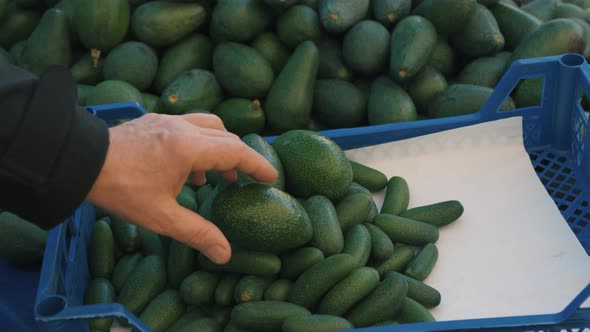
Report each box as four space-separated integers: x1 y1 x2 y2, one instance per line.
162 202 231 264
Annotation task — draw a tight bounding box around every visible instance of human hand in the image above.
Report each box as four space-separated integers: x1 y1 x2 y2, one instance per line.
86 113 278 264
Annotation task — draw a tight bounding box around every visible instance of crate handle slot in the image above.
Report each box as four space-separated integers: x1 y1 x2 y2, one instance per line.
479 55 564 120
34 295 67 318
480 54 587 152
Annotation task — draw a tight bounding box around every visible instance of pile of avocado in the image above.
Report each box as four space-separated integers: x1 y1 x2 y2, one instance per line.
86 130 464 332
1 0 589 136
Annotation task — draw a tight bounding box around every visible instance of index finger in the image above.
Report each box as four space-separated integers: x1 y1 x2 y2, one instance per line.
195 136 279 183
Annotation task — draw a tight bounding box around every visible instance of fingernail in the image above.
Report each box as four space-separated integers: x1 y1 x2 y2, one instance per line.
209 243 231 264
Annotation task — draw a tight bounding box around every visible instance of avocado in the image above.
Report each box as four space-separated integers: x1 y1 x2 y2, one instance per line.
213 98 265 136
213 42 274 98
451 3 505 57
343 20 390 76
368 76 417 125
103 41 158 91
272 130 353 200
21 8 71 75
412 0 476 34
161 69 223 114
73 0 129 54
86 80 143 106
210 0 273 42
389 15 437 81
276 5 321 48
250 32 291 74
372 0 411 26
212 183 313 252
313 79 367 129
131 1 207 47
319 0 370 33
155 34 212 93
0 2 40 48
265 41 319 132
0 212 47 265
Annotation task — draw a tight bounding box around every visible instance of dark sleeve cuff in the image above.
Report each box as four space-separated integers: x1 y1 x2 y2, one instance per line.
39 105 109 229
0 65 109 229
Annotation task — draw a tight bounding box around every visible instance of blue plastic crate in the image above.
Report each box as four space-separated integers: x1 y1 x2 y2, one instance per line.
33 53 590 332
0 261 42 331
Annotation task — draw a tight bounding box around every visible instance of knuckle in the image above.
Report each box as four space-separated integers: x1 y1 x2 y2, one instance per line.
228 132 240 141
201 112 221 121
235 138 248 149
143 112 160 121
155 128 172 143
205 113 225 128
213 116 225 127
231 142 248 158
196 112 222 122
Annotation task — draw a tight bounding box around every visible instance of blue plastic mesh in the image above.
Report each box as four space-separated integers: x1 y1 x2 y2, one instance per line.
528 148 590 254
520 75 590 256
522 115 544 148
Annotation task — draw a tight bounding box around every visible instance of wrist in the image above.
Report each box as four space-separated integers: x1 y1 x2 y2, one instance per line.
87 127 116 205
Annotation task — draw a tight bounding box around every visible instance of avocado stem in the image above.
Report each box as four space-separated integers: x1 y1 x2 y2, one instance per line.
252 99 261 110
338 67 348 78
91 48 101 68
387 12 396 22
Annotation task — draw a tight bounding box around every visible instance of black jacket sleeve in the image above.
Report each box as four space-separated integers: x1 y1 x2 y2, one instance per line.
0 62 109 230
